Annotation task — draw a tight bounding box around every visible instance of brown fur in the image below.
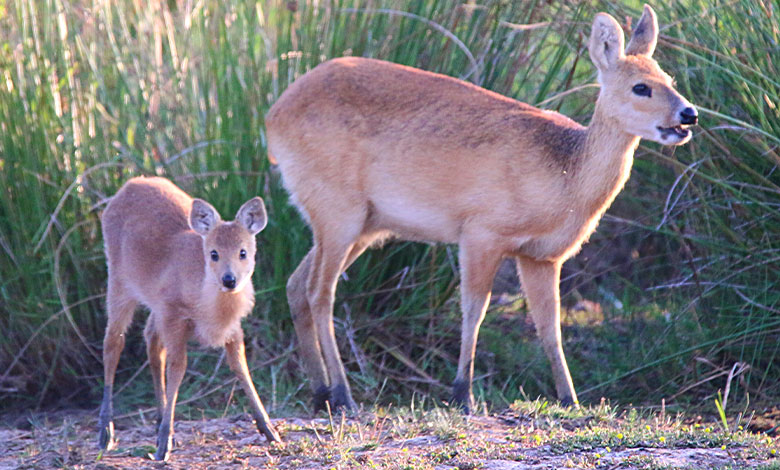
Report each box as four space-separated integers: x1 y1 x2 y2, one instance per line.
266 5 696 411
97 176 280 461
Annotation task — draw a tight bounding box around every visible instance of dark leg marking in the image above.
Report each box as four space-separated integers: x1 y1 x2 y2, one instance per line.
451 379 473 415
312 384 331 414
97 385 115 450
328 383 357 412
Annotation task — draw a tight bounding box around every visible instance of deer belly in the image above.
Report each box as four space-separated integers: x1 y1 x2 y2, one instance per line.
369 193 461 243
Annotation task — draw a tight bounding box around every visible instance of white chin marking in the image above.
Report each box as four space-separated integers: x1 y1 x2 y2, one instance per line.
656 126 692 146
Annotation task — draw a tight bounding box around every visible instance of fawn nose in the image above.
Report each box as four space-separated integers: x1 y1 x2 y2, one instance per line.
222 273 237 289
680 107 698 125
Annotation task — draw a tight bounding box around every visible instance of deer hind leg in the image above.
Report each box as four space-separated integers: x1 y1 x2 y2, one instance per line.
287 248 330 410
225 331 281 443
98 279 137 450
144 316 166 427
153 316 190 461
290 233 378 413
306 225 368 411
516 256 578 406
452 237 503 414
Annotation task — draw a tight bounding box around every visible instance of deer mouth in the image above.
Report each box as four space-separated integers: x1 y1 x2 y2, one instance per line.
657 124 690 140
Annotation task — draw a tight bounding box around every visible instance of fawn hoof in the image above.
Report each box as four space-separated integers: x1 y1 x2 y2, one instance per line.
154 428 173 461
559 396 579 408
328 383 357 412
258 422 282 443
97 421 116 451
451 380 474 414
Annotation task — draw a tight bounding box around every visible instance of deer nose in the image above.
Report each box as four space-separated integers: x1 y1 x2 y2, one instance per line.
680 107 698 125
222 273 236 289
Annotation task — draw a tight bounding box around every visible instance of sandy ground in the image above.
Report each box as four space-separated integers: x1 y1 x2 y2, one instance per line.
1 408 777 470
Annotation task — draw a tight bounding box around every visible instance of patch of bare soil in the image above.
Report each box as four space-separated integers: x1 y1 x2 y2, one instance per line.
0 410 775 470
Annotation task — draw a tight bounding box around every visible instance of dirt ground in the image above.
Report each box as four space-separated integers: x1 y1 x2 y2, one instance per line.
1 407 777 470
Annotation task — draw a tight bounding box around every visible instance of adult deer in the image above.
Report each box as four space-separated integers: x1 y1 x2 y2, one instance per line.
266 5 697 412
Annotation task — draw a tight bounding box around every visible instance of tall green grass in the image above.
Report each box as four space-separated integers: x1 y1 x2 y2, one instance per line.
0 0 777 416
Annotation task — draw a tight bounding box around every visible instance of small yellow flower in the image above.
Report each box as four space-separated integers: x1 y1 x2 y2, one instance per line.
721 445 726 450
694 423 701 428
594 453 602 459
605 446 611 453
705 427 712 433
534 435 542 444
616 433 624 440
645 425 651 431
738 426 743 431
659 436 666 443
771 449 776 456
401 447 408 453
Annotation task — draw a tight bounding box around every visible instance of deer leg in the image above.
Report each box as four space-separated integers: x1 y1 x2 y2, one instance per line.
144 316 166 427
98 280 137 451
287 248 330 411
307 234 359 412
153 319 189 461
516 256 578 406
225 332 281 443
290 233 376 413
452 238 503 414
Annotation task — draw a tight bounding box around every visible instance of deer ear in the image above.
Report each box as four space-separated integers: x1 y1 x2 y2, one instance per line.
190 199 221 236
236 197 267 235
589 12 625 74
625 5 658 57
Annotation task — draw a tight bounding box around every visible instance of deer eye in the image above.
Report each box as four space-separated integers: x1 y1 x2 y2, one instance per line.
632 83 652 97
239 249 247 260
210 250 219 262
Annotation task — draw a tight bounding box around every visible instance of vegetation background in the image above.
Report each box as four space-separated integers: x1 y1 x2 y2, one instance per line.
0 0 778 426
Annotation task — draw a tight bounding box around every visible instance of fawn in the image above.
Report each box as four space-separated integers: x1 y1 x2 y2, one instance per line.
97 176 280 461
265 5 697 412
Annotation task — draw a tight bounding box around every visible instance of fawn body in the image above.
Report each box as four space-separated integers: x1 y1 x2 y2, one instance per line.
266 5 697 411
97 176 280 461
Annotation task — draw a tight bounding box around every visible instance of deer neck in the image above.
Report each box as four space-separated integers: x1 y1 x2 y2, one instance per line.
191 279 254 347
203 281 254 315
574 97 641 215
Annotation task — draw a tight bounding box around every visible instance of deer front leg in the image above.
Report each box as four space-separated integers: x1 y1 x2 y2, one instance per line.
153 322 189 461
516 256 578 406
225 333 281 443
452 237 503 414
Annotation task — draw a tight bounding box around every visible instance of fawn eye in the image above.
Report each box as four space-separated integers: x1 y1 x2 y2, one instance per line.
210 250 219 262
632 83 652 97
239 249 247 260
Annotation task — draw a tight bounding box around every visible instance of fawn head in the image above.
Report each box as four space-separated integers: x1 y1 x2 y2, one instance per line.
589 5 697 145
189 197 268 293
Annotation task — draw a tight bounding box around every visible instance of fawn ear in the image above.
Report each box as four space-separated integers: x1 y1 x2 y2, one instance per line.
625 5 658 57
589 12 625 75
190 199 221 236
236 197 267 235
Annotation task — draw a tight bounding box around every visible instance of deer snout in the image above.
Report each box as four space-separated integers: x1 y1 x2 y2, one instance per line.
680 107 698 125
222 273 237 289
